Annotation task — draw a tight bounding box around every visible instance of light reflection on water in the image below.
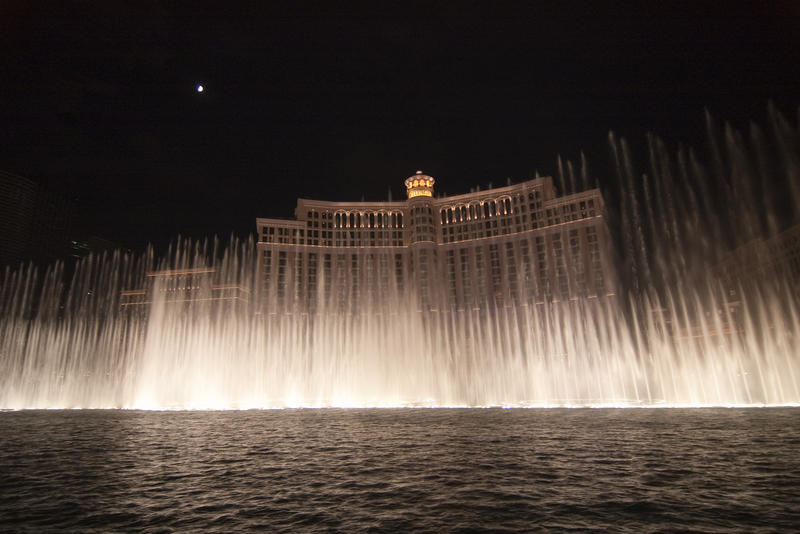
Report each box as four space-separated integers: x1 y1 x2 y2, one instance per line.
1 408 798 532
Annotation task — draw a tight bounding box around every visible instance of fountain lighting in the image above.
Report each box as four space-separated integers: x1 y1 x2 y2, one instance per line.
1 108 798 409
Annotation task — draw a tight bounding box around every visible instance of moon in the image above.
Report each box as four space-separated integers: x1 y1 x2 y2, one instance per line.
196 84 204 93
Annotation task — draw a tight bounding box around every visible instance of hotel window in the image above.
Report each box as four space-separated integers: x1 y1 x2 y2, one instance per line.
351 255 360 301
336 254 346 309
520 239 533 298
376 253 388 294
293 254 303 301
263 250 273 294
506 242 518 303
536 237 547 297
394 253 404 292
365 254 376 298
553 234 568 297
489 244 501 298
277 251 287 302
323 254 332 301
446 250 457 303
308 253 318 306
475 247 487 304
460 248 471 306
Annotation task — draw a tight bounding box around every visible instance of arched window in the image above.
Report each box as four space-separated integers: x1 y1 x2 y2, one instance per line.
369 212 375 228
398 213 403 227
483 203 490 218
349 213 354 228
460 205 467 221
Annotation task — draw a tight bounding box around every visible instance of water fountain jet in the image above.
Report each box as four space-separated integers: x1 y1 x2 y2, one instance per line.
1 109 799 409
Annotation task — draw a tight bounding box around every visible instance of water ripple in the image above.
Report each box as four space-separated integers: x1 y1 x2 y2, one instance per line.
0 408 798 532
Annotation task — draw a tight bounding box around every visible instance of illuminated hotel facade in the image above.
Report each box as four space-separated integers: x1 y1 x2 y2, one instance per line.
256 172 615 313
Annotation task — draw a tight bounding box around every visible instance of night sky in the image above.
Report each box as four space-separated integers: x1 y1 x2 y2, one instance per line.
2 2 799 250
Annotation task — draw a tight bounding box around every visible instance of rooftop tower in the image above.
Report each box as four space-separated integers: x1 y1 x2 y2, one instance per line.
404 170 435 199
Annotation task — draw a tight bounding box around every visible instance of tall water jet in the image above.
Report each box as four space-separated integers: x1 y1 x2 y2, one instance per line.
1 109 799 409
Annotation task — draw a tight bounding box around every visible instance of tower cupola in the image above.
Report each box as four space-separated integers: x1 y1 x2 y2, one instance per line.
404 170 435 199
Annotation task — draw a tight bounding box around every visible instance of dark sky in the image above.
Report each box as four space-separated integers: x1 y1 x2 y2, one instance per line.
2 1 799 249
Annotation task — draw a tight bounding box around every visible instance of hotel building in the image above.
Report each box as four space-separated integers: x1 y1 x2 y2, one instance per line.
120 267 250 311
256 172 615 313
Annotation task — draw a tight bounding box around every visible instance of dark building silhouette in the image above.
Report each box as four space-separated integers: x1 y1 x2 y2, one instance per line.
0 171 39 268
714 223 800 295
0 170 80 269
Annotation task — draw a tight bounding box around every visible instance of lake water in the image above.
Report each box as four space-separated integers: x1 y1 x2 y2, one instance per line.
1 408 798 532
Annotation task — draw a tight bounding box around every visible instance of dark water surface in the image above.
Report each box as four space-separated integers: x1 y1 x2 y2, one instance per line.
1 408 799 533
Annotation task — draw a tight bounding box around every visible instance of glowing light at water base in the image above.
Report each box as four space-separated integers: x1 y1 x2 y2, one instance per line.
0 235 798 410
1 109 799 409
